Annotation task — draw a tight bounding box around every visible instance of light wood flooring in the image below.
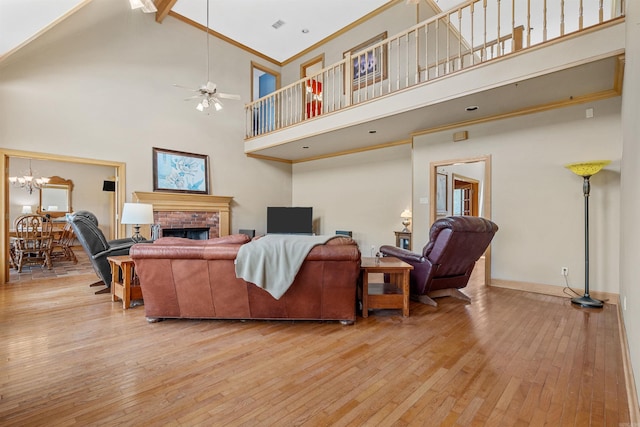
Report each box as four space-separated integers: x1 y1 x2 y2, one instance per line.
0 264 631 426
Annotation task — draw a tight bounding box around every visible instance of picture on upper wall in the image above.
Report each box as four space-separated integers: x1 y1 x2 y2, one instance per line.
153 147 209 194
344 31 388 90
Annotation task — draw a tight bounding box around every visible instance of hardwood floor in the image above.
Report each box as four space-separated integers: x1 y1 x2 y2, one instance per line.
0 266 631 426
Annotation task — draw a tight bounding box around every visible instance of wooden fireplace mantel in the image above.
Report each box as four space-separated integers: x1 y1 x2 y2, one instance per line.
131 191 233 236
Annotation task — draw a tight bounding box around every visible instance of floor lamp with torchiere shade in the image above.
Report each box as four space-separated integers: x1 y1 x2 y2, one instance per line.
565 160 611 308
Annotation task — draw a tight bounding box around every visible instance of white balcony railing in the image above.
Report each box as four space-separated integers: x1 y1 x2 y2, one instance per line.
245 0 624 139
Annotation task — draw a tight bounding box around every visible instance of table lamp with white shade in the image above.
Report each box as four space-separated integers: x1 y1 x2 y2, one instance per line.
21 205 33 214
121 203 154 242
400 209 412 232
565 160 610 308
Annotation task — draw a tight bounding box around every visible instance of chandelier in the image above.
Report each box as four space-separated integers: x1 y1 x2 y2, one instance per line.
9 160 50 195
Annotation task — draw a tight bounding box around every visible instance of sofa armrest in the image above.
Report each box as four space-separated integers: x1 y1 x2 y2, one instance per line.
379 245 423 263
92 241 136 260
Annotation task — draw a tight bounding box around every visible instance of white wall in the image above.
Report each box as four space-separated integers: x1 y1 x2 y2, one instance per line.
619 0 640 404
0 0 291 237
292 144 412 255
413 97 622 294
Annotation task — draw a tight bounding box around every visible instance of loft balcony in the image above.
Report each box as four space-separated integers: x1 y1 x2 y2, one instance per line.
243 0 626 163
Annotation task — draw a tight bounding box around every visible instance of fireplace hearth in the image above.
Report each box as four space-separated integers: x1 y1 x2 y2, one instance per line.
162 227 209 240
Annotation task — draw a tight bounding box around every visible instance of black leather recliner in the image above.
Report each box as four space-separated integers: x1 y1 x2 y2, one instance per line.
68 210 137 293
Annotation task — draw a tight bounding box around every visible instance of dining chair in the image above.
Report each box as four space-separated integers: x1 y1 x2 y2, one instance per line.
50 221 78 264
13 214 54 273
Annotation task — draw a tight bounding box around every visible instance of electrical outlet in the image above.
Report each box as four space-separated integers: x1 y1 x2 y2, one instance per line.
561 267 569 276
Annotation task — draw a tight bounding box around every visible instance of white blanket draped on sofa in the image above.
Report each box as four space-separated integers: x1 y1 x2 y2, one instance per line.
234 234 337 299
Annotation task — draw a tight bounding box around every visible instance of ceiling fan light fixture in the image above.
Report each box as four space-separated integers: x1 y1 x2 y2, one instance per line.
196 103 205 112
214 101 223 111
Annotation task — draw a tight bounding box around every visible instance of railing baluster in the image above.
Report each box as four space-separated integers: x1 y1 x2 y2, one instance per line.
543 0 548 42
483 0 488 61
511 0 515 53
424 23 429 81
435 19 440 77
599 0 603 23
445 13 450 74
393 37 398 90
405 33 409 88
527 0 531 48
414 29 419 85
561 0 565 36
579 0 583 30
497 0 502 56
470 3 475 66
458 9 463 70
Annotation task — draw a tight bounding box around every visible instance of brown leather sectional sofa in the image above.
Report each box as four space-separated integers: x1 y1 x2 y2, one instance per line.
129 234 362 324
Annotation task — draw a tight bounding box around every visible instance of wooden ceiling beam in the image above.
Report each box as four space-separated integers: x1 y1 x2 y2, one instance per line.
155 0 178 23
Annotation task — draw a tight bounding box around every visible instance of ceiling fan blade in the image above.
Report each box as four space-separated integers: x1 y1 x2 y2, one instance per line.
173 83 199 92
217 93 241 100
184 95 203 101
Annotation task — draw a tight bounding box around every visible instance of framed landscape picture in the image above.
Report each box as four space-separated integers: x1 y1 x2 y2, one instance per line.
344 31 388 90
153 147 209 194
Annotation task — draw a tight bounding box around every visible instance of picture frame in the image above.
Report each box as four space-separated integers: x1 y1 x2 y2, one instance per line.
436 172 448 214
344 31 388 90
152 147 209 194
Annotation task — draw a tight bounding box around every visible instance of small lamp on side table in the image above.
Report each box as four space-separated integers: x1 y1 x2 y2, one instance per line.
121 203 154 242
400 209 412 232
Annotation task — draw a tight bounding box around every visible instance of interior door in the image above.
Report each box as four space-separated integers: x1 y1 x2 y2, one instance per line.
251 62 280 134
300 55 324 119
452 175 479 216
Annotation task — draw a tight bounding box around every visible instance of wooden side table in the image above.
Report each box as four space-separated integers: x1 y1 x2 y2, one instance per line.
394 231 412 250
107 255 143 309
359 256 413 317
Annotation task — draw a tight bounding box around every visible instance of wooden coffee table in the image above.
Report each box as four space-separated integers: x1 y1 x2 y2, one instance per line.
359 256 413 317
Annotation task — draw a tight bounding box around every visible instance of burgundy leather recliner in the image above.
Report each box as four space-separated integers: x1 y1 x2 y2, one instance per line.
379 216 498 306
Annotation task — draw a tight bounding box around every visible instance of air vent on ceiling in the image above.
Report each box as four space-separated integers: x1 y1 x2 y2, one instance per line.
272 19 285 29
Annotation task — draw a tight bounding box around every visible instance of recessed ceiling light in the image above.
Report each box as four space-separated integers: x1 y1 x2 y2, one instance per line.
301 28 309 34
465 105 479 111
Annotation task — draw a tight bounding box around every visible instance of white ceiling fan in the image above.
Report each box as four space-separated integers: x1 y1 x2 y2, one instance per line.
174 0 240 113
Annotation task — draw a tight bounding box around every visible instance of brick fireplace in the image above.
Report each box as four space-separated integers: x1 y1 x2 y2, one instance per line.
131 191 232 238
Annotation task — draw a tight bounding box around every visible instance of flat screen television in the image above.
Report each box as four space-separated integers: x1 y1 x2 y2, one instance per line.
267 207 313 235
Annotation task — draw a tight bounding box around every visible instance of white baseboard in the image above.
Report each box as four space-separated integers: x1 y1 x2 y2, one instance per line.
490 278 619 305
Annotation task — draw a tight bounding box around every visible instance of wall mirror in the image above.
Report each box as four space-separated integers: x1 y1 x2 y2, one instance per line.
39 176 73 218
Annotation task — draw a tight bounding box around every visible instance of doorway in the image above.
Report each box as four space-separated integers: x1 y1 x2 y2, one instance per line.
1 149 126 285
300 54 324 119
251 62 280 134
452 174 479 216
430 155 492 285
